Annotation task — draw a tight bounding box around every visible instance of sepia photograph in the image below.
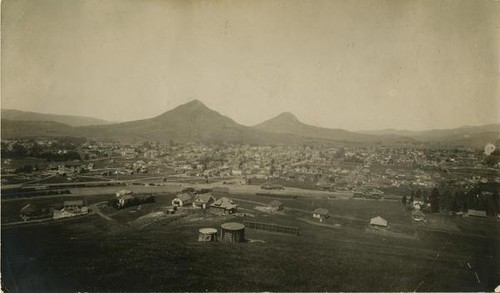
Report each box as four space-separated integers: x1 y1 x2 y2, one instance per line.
1 0 499 292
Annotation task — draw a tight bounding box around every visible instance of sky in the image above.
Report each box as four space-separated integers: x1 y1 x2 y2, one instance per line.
2 0 499 131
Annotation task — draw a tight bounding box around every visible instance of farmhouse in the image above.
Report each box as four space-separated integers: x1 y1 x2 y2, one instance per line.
370 216 388 228
118 194 134 207
172 193 193 207
313 208 329 222
209 197 238 215
269 200 284 211
192 193 216 209
53 200 89 219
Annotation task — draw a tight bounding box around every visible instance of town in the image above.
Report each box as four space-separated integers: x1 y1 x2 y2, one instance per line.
2 136 499 291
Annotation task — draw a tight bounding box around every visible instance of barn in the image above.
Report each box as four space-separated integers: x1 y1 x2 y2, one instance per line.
220 222 245 242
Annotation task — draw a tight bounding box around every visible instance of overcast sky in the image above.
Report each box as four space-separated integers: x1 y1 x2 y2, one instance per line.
2 0 499 130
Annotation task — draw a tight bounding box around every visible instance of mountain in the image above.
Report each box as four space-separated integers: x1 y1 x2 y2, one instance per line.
1 119 74 138
254 112 405 143
1 109 113 127
77 100 301 144
360 124 500 147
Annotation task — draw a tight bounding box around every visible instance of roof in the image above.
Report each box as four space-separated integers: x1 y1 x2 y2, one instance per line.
221 222 245 230
199 228 218 234
63 200 84 206
411 210 425 217
269 200 283 207
116 189 132 196
313 208 329 215
211 197 238 210
119 194 134 201
370 216 388 227
175 193 193 202
194 193 215 203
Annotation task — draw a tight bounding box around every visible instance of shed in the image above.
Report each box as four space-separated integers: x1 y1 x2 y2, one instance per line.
313 208 329 222
269 200 284 211
198 228 218 242
221 222 245 242
370 216 388 228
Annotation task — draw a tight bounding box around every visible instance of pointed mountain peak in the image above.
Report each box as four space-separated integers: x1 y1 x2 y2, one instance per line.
273 112 301 123
183 99 208 108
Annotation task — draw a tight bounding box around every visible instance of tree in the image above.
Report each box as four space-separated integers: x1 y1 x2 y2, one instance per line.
430 188 440 213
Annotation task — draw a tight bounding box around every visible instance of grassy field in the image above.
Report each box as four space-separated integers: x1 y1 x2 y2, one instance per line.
2 190 499 292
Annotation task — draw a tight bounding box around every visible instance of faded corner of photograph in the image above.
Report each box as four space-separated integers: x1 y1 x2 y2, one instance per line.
1 0 499 292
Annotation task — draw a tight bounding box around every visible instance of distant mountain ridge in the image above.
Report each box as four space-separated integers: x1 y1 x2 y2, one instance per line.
1 100 498 147
1 109 113 127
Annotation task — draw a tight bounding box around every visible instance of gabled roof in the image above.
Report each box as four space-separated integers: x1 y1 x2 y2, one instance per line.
119 194 134 201
194 193 215 203
116 189 132 196
175 193 193 202
411 210 425 217
370 216 388 227
211 197 237 210
313 208 329 215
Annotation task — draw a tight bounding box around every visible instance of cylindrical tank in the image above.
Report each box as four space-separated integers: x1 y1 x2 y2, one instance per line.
198 228 218 242
220 222 245 242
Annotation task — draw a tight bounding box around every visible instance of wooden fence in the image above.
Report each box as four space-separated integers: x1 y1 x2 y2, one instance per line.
243 221 300 236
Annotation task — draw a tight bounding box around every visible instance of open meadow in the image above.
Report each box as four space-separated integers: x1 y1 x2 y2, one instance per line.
2 189 499 292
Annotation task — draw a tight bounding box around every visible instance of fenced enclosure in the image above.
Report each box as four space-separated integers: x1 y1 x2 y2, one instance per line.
243 221 299 236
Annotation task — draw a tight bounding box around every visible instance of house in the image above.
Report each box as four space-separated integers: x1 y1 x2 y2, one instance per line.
209 197 238 215
172 193 193 207
411 210 426 222
370 216 388 228
118 194 134 207
466 209 487 218
63 200 88 212
53 200 89 219
193 193 216 209
313 208 329 222
269 200 284 211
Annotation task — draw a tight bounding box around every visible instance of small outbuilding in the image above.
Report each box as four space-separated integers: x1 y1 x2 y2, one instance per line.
116 189 132 197
313 208 329 222
269 200 284 211
198 228 218 242
370 216 388 228
220 222 245 242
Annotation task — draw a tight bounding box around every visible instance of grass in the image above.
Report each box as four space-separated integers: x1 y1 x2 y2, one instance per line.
2 191 499 292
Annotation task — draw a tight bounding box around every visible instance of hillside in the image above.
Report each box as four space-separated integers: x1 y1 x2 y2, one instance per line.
77 100 301 144
1 109 113 127
253 112 406 143
1 119 74 138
